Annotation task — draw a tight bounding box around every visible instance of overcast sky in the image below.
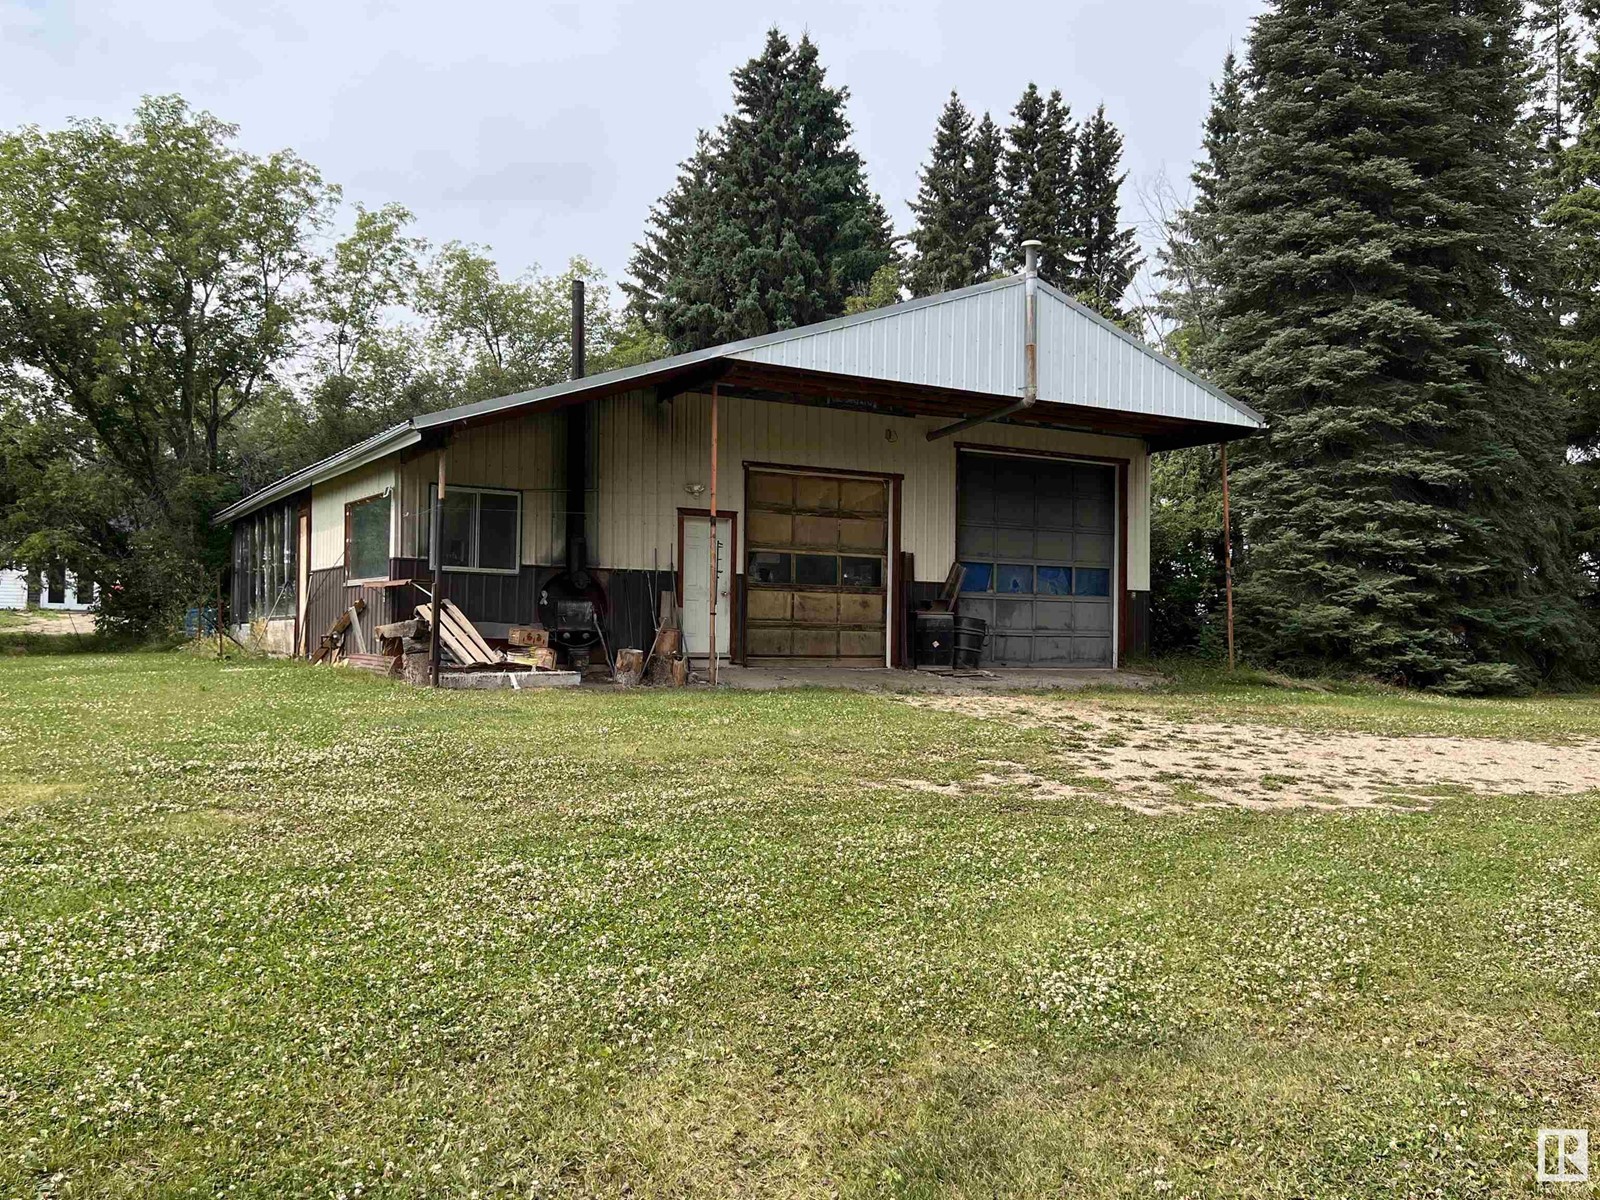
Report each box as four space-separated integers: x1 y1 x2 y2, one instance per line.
3 0 1264 296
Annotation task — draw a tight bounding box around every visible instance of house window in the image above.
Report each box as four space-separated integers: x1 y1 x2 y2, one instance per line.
346 493 392 581
427 485 520 574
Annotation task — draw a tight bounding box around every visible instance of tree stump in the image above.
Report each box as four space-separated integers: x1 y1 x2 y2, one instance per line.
615 648 646 687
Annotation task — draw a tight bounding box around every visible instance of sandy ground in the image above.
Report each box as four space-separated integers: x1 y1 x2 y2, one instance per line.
892 694 1597 815
3 609 96 635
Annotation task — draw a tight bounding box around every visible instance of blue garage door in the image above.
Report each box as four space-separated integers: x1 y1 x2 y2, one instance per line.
955 453 1115 667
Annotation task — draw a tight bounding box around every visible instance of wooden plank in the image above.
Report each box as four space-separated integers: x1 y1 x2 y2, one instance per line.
441 599 499 663
437 605 490 664
416 603 478 667
311 598 365 665
345 606 368 655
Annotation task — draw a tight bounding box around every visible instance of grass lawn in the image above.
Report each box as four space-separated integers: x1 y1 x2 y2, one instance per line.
1 648 1597 1196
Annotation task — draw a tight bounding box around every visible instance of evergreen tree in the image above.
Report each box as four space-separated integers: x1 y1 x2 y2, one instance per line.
1544 14 1600 605
1000 84 1076 285
1212 0 1590 690
1147 53 1246 655
628 30 895 352
907 93 979 296
967 112 1005 278
906 94 1004 296
1528 0 1585 163
1069 104 1141 319
621 133 717 331
1154 50 1245 369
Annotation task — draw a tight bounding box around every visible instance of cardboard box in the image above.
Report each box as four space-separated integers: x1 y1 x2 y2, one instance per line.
508 625 550 648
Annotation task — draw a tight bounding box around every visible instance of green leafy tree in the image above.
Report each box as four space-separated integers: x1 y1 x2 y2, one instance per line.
631 29 896 352
844 262 905 313
1212 0 1590 691
1000 84 1076 283
0 95 333 631
906 93 1001 296
1068 104 1141 319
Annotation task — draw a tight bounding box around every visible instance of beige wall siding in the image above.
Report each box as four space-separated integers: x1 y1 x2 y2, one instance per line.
391 412 567 564
309 461 394 571
308 394 1151 587
593 389 1151 589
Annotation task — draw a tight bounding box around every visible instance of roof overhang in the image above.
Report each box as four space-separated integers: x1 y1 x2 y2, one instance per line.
211 425 422 525
214 274 1264 525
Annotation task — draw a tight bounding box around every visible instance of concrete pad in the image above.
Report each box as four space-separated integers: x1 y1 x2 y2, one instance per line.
438 670 581 690
710 664 1156 693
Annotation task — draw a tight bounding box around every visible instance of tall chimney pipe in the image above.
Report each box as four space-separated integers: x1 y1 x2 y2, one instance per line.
1021 239 1041 406
571 278 586 381
565 280 588 570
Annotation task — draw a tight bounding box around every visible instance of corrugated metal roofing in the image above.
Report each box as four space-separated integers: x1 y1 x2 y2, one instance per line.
216 273 1262 524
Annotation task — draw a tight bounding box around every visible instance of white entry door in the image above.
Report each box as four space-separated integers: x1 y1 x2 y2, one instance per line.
682 514 732 658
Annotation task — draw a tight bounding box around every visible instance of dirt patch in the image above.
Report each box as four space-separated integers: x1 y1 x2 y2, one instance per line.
893 695 1599 815
2 610 97 635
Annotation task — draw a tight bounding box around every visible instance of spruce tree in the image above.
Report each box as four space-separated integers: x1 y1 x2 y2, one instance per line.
1213 0 1590 690
1147 53 1247 655
966 112 1004 278
628 30 895 352
1155 50 1245 368
1000 84 1075 285
621 133 717 331
906 94 1004 296
1543 17 1600 605
907 93 979 296
1069 104 1141 319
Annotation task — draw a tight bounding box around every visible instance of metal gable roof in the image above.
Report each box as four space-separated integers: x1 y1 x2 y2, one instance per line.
215 274 1262 525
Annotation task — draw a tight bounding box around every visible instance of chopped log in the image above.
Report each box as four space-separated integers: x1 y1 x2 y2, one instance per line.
670 657 689 687
376 618 426 641
615 648 645 687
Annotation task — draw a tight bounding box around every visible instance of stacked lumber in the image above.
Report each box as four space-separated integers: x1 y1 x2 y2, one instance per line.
416 600 504 668
343 653 400 678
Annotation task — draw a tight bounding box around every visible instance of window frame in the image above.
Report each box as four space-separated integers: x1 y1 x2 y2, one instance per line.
344 492 393 584
426 484 522 576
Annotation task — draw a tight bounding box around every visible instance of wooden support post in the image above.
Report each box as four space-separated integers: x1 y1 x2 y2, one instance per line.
708 383 719 685
1220 442 1235 672
429 449 446 688
216 570 224 658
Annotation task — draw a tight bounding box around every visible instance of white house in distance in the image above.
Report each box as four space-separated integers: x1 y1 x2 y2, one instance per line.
214 252 1265 670
0 568 94 611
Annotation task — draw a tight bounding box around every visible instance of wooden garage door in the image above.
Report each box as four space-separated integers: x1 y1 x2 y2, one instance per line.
745 469 888 664
956 454 1116 667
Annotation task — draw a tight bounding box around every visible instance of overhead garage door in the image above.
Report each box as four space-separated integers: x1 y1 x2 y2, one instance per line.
745 469 888 665
956 454 1115 667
